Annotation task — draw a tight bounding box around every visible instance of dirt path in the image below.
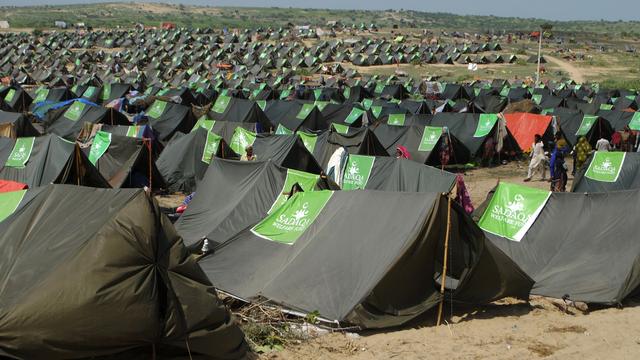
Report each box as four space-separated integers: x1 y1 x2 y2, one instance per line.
543 54 586 83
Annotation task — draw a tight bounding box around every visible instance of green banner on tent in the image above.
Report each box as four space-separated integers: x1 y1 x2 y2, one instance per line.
344 107 365 125
629 112 640 131
4 89 16 102
478 182 551 242
230 127 257 155
157 88 170 96
374 82 385 94
83 86 97 98
251 191 333 245
268 169 321 213
34 88 49 103
576 115 598 136
585 151 625 182
63 101 86 121
298 132 318 153
474 114 499 138
314 101 329 112
279 89 291 99
342 155 375 190
388 113 406 126
201 132 222 164
343 87 351 99
371 105 383 118
147 100 167 119
276 124 293 135
532 94 542 105
101 83 112 100
418 126 442 152
212 95 231 113
500 86 510 97
256 100 267 111
313 89 322 100
192 117 215 132
332 123 349 134
0 189 27 223
88 131 112 165
362 98 373 110
541 108 554 115
126 125 140 137
5 137 35 168
296 103 315 120
600 104 614 110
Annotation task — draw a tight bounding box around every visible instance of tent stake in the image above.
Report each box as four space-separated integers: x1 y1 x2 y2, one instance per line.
436 195 452 326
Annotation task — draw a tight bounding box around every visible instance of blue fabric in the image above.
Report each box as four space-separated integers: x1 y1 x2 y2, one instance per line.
32 98 98 120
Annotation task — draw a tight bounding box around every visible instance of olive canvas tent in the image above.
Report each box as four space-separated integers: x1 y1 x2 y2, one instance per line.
198 190 533 328
479 182 640 304
0 185 247 359
572 152 640 192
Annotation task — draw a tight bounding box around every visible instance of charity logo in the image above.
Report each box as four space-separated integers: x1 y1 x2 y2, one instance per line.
10 144 27 161
593 157 616 175
344 161 362 184
273 202 311 232
489 193 530 228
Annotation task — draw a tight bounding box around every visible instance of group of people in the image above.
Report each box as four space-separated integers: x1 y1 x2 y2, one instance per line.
524 132 570 191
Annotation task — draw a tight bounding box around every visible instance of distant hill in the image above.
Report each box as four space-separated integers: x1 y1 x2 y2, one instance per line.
1 2 640 36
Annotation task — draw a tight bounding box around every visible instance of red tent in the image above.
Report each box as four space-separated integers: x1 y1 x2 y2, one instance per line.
504 113 553 152
0 180 28 193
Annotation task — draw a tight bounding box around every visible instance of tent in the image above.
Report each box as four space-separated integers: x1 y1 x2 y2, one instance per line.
198 190 532 328
156 127 236 193
175 159 335 247
572 151 640 192
146 100 196 142
0 134 110 188
311 127 389 170
206 95 273 130
503 112 555 152
479 182 640 304
0 111 40 138
81 132 165 189
0 185 246 359
43 100 129 140
339 155 457 192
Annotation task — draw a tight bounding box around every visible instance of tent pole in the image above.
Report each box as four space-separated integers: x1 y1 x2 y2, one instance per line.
436 195 452 326
536 28 543 85
147 139 153 190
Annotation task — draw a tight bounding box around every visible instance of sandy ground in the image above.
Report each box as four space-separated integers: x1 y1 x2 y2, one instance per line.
543 55 586 84
275 297 640 360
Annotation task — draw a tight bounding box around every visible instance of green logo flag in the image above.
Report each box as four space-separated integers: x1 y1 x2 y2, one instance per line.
474 114 498 138
279 89 291 99
192 117 215 132
344 107 365 124
276 124 293 135
296 103 315 120
342 155 375 190
268 169 321 213
101 83 112 100
34 88 49 103
313 89 322 100
532 94 542 105
343 87 351 99
4 89 16 102
576 115 597 136
83 86 97 98
478 182 551 242
585 151 625 182
64 101 87 121
230 127 257 155
418 126 442 152
212 95 231 113
146 100 167 119
371 105 383 118
126 125 140 137
256 100 267 111
201 132 222 164
157 88 170 96
388 113 406 126
251 191 333 245
298 132 318 153
0 189 27 223
600 104 613 110
374 82 385 94
629 112 640 131
314 101 329 112
362 98 373 110
5 137 35 168
88 131 112 165
332 123 349 134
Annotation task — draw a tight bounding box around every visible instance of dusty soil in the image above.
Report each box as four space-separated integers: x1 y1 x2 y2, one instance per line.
274 297 640 360
543 55 586 83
